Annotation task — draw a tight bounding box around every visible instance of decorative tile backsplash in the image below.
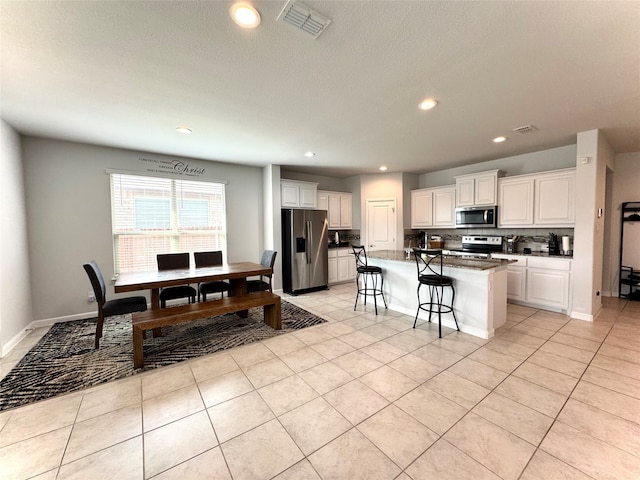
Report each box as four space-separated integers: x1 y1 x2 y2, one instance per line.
404 228 574 253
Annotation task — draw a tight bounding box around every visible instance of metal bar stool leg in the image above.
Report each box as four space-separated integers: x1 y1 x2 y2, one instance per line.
354 273 361 311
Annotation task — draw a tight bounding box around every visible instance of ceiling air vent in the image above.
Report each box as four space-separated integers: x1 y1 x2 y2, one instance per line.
277 0 332 39
512 125 538 134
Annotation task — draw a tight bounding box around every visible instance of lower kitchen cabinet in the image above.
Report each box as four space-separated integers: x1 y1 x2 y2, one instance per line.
328 247 356 285
493 254 571 312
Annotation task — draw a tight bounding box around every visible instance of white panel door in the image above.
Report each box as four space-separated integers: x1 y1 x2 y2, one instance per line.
366 199 396 251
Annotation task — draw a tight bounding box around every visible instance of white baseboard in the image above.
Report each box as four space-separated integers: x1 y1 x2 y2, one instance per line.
570 311 594 322
2 329 30 358
29 310 99 329
1 310 99 358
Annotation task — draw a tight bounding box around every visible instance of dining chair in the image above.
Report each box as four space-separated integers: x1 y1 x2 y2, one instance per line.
247 250 277 293
157 253 197 308
194 251 231 301
83 261 147 348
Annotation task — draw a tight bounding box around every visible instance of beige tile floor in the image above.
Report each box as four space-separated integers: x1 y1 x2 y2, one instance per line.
1 283 639 480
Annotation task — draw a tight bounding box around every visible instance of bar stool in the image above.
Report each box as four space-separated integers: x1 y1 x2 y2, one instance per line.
352 245 387 315
413 248 459 337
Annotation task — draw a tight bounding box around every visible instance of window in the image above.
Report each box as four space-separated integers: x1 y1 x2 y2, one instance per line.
111 173 226 273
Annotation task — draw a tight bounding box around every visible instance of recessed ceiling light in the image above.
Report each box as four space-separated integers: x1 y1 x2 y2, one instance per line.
379 166 388 172
493 136 507 143
304 152 316 158
230 2 261 28
175 126 192 135
418 98 438 110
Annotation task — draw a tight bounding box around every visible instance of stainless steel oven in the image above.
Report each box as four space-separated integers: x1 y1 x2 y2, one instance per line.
455 206 497 228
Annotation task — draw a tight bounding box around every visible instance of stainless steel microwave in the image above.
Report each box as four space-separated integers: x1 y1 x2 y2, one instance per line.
455 206 497 228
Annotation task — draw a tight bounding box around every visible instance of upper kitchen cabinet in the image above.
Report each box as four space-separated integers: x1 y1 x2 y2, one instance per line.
455 170 504 207
317 190 352 229
281 180 318 209
534 169 575 226
411 185 456 228
498 176 535 226
498 168 575 227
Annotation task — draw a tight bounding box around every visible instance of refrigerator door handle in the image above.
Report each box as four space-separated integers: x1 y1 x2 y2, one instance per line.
307 220 313 265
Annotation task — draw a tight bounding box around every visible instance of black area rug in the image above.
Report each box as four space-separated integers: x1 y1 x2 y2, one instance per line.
0 300 325 412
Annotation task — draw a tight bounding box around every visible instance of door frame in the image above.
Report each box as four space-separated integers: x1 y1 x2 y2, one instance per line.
365 197 397 251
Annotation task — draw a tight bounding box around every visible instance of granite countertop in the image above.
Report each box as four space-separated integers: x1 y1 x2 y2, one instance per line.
368 250 515 271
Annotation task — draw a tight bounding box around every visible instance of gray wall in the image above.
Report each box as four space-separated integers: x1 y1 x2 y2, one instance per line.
419 145 576 188
604 152 640 296
22 137 265 322
0 120 34 354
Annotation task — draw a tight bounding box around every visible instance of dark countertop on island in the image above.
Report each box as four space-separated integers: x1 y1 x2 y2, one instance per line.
367 250 515 271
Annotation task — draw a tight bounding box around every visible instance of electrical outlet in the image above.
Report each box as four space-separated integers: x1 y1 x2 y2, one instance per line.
88 290 96 303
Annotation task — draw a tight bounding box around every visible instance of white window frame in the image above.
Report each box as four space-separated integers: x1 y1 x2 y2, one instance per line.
110 173 227 273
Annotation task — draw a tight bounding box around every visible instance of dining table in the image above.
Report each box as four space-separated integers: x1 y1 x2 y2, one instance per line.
114 261 272 315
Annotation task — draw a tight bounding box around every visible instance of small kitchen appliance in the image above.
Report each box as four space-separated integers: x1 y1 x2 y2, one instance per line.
455 206 498 228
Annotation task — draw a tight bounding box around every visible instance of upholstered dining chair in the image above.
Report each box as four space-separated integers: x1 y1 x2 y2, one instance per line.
247 250 277 293
194 251 231 301
156 253 197 308
83 261 147 349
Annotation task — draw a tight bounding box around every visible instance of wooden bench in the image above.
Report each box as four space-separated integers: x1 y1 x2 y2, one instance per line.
131 291 281 368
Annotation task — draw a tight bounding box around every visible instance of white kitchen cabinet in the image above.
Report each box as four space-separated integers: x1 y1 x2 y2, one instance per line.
526 256 571 311
493 254 571 312
497 168 575 228
506 267 527 302
455 170 503 207
317 190 352 229
317 191 329 212
328 249 338 284
534 169 575 226
410 186 455 228
411 189 433 228
498 177 535 226
281 180 318 209
328 247 356 285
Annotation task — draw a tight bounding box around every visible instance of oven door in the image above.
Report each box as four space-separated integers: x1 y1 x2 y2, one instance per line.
455 206 497 228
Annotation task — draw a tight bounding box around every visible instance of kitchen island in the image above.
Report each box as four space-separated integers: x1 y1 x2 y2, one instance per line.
366 250 513 339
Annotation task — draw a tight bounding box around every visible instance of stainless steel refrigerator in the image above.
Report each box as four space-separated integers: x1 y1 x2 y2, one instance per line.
282 209 329 294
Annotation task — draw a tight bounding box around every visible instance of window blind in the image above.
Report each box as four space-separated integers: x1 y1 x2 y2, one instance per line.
110 173 227 273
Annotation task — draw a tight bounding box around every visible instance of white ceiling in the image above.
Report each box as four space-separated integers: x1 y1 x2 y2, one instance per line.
1 1 639 178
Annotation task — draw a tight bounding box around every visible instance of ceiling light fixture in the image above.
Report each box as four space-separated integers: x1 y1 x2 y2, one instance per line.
493 136 507 143
304 151 316 158
418 98 438 110
379 166 388 172
230 2 261 28
175 126 192 135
